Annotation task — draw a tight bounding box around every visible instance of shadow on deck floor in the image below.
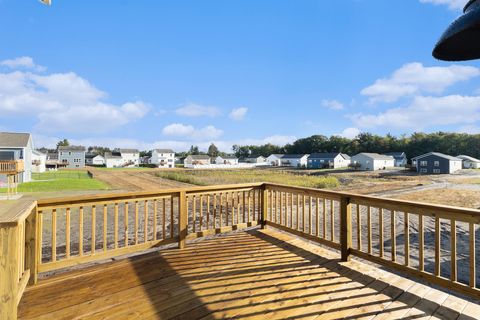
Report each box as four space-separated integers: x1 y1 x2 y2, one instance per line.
19 228 480 319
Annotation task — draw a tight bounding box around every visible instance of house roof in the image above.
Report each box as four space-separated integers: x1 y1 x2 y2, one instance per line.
155 149 175 154
268 154 284 159
354 153 395 161
308 153 350 160
385 152 406 158
119 148 139 154
104 153 122 159
282 154 309 159
187 155 210 160
58 145 86 152
32 150 46 156
246 155 265 159
0 132 31 148
219 155 238 160
457 155 480 162
85 153 99 159
412 152 461 161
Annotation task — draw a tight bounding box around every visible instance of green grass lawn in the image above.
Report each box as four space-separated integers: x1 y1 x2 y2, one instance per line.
0 170 109 193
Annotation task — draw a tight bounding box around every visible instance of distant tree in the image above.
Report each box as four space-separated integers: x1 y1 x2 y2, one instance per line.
56 139 69 149
207 143 219 158
140 150 152 157
88 146 111 155
189 145 200 155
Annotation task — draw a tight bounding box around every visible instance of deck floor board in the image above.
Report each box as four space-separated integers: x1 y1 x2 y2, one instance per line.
18 228 479 320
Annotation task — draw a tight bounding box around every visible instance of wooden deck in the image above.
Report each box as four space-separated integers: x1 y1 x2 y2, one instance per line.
19 228 480 320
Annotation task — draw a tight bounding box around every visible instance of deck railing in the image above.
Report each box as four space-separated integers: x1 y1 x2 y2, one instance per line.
0 160 24 174
1 182 480 318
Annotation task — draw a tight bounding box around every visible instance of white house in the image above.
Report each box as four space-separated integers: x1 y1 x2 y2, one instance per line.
243 156 266 164
0 132 34 183
116 149 140 167
184 155 211 168
85 154 105 166
457 155 480 169
105 153 124 168
58 146 86 169
350 153 395 171
281 154 310 168
31 150 47 173
215 156 239 165
266 154 284 166
307 153 350 169
385 152 408 167
151 149 175 168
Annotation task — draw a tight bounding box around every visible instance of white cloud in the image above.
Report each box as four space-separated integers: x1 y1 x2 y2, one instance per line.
175 102 221 117
321 99 344 111
229 107 248 121
0 56 46 72
0 57 150 133
458 124 480 134
336 127 360 139
419 0 467 10
162 123 223 140
361 63 480 103
350 95 480 129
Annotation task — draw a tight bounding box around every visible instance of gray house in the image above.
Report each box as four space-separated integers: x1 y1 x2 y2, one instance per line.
307 153 350 169
412 152 462 174
58 146 86 169
385 152 407 167
0 132 34 183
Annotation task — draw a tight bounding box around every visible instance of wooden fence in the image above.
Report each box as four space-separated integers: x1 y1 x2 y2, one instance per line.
2 182 480 318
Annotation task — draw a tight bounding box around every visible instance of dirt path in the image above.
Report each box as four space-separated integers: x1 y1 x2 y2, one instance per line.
89 168 192 191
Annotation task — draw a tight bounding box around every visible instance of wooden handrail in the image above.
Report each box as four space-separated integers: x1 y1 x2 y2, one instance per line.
4 181 480 319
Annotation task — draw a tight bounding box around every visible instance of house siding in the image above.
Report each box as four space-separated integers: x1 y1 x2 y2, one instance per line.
415 154 461 174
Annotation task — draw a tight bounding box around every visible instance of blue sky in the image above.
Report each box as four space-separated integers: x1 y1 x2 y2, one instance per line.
0 0 479 151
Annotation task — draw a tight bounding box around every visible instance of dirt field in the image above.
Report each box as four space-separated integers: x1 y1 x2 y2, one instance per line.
89 168 192 191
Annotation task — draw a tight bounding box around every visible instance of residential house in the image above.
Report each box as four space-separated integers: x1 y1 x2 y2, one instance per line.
85 153 105 166
385 152 408 167
0 132 34 183
116 149 140 167
58 146 86 169
45 152 68 171
266 154 284 166
215 156 239 165
281 154 310 168
32 150 47 173
307 153 350 169
184 155 211 167
105 152 124 168
412 152 462 174
457 155 480 169
350 153 395 171
243 156 266 164
151 149 175 168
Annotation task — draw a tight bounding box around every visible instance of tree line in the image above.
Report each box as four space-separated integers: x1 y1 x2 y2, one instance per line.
232 132 480 161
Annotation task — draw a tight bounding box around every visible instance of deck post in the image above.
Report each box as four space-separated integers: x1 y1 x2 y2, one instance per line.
178 191 188 249
25 206 38 285
261 185 268 229
0 224 20 319
340 196 352 262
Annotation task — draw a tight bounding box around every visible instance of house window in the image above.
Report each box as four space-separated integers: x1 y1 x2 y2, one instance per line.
434 161 440 167
420 161 427 166
420 169 427 173
433 169 441 174
69 152 71 156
